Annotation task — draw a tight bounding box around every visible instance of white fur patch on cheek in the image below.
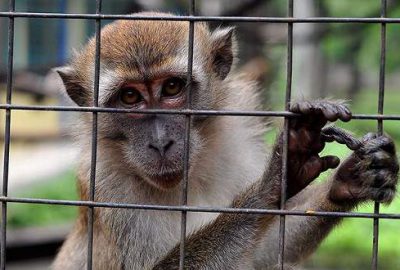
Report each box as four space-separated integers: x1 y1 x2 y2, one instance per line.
188 129 204 165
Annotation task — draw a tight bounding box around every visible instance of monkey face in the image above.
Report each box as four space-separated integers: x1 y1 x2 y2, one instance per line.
96 76 204 190
56 14 236 190
93 64 209 190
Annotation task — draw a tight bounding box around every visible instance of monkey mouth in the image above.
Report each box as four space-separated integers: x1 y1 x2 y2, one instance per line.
147 170 183 189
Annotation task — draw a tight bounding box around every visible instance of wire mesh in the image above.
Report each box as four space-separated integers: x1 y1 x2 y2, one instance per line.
0 1 398 269
1 0 15 269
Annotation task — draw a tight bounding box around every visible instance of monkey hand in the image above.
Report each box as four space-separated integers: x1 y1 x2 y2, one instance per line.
329 133 399 204
286 100 352 198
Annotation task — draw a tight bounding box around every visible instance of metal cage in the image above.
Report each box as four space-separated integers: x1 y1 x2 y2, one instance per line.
1 1 400 269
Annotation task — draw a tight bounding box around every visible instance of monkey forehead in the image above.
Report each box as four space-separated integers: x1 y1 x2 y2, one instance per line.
90 17 212 69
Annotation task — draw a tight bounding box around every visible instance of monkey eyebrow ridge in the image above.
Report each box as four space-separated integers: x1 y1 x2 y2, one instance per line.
98 72 197 107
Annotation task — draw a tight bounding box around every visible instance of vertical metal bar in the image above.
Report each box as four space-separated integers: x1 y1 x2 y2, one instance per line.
87 0 102 269
179 1 195 269
0 0 15 269
372 0 386 269
377 0 386 134
278 0 293 269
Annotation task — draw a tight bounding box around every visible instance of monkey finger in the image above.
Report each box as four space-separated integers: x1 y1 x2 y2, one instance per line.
322 135 335 143
320 103 341 122
320 155 341 170
290 101 312 114
288 156 318 197
320 102 351 123
301 156 339 183
290 101 351 132
288 155 340 198
290 102 327 128
321 126 362 150
319 101 352 122
289 128 326 154
295 159 322 193
332 102 352 122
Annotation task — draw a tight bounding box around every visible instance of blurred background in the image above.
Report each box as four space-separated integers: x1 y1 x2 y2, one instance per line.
0 0 399 269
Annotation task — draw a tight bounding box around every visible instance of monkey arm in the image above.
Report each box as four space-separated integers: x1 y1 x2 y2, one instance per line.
153 143 285 270
252 180 347 269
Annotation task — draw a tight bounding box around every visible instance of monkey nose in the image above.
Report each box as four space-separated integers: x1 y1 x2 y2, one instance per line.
148 140 174 157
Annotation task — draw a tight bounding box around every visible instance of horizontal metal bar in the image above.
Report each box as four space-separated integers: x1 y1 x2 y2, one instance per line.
0 104 398 120
0 12 400 24
1 196 400 220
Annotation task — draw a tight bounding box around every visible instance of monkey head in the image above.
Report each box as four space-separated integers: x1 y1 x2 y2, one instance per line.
56 13 236 190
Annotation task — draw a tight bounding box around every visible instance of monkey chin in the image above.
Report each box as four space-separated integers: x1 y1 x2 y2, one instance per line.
145 171 183 190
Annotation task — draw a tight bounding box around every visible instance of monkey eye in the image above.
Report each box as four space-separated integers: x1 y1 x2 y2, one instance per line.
120 87 142 105
161 77 185 97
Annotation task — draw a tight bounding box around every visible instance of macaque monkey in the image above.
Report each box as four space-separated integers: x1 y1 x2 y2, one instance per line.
53 12 399 270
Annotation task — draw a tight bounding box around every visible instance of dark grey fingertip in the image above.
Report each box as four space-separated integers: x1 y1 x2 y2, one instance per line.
320 104 339 122
299 101 311 114
348 139 362 151
330 156 340 168
342 105 352 116
339 107 352 122
324 110 339 122
338 105 352 122
321 134 335 142
322 155 340 169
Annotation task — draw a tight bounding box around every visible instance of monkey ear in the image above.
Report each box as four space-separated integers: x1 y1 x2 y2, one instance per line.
54 66 88 107
210 27 236 80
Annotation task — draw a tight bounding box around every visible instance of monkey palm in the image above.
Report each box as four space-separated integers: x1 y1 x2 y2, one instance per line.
53 12 399 270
